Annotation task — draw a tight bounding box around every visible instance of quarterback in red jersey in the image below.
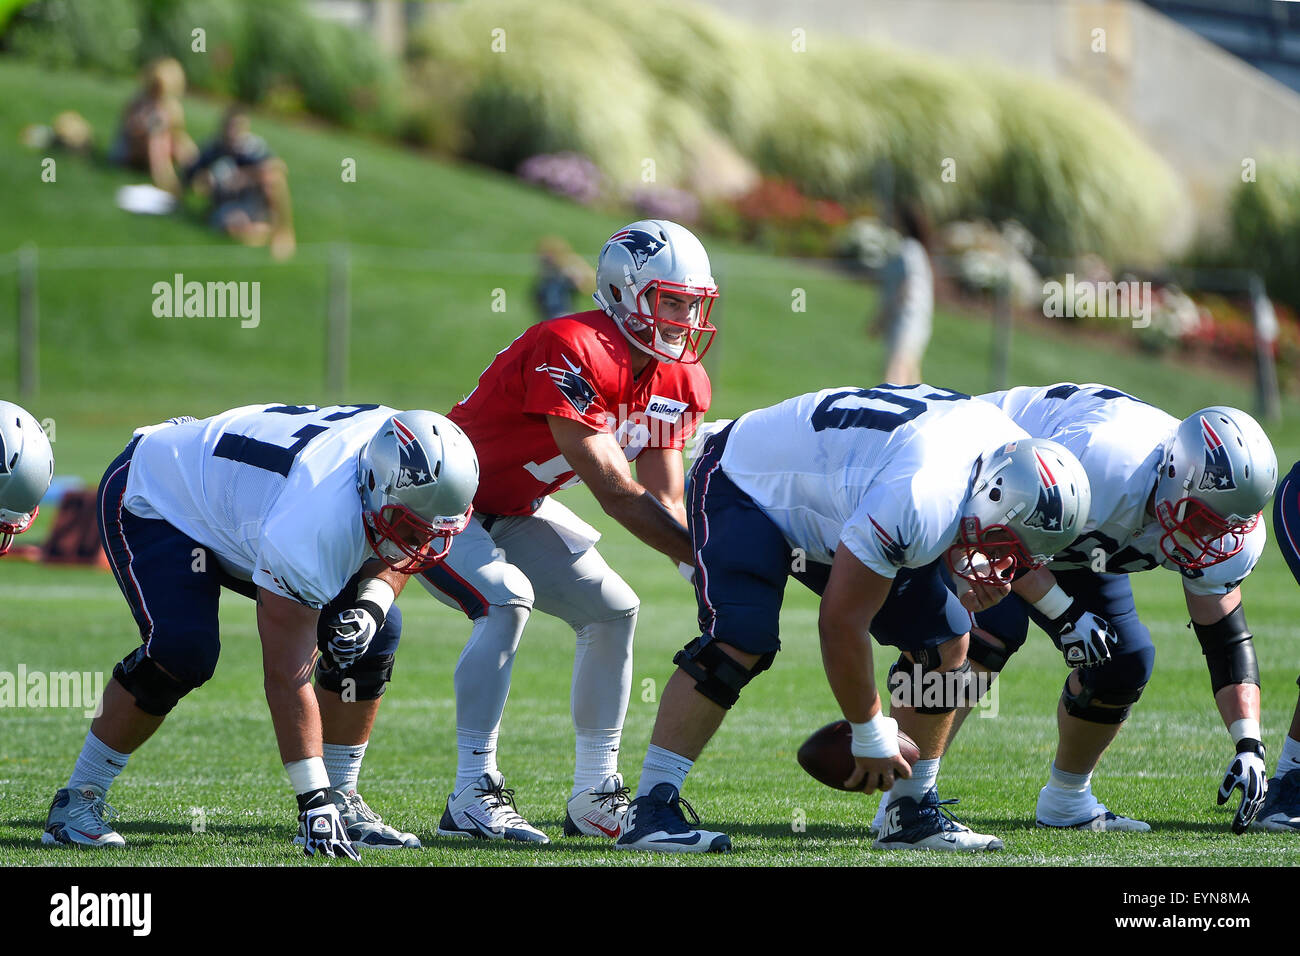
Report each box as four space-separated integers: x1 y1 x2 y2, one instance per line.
339 220 714 843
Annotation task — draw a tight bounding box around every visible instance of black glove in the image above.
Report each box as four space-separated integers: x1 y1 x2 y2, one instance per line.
1218 738 1267 834
297 788 359 860
1052 605 1118 669
319 600 383 669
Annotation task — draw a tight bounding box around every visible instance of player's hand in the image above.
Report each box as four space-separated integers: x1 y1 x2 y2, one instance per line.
1217 739 1267 834
1056 610 1117 668
321 606 378 669
298 790 360 861
844 754 912 794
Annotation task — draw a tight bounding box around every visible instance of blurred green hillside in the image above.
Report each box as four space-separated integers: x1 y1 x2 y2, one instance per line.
1 57 1296 499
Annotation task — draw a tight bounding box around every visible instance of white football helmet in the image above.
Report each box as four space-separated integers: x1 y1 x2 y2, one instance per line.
593 219 718 363
947 438 1091 586
1153 406 1276 570
0 400 54 556
357 410 478 573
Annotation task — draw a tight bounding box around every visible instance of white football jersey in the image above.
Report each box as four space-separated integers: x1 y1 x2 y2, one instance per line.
719 385 1027 576
979 383 1264 594
123 403 394 608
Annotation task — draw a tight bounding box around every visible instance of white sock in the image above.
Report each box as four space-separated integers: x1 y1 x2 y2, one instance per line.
68 731 131 794
888 757 940 804
1038 762 1094 818
636 745 693 798
323 741 367 792
1278 734 1300 773
573 729 621 797
455 728 499 794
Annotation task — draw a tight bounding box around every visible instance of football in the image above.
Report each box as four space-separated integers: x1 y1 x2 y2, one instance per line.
797 719 921 792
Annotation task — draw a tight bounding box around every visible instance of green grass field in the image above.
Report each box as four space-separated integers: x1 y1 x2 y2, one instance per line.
2 58 1300 867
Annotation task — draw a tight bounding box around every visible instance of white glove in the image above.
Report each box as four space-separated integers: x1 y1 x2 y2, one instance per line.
297 790 360 860
1055 609 1118 669
1218 740 1267 834
321 604 380 669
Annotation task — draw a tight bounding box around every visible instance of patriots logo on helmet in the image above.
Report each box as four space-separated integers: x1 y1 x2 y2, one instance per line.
1197 417 1237 491
393 418 436 490
868 516 910 566
609 229 667 270
537 355 599 416
1023 450 1064 532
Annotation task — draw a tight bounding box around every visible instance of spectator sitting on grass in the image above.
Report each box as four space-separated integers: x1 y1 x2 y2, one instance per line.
184 106 296 260
108 58 197 197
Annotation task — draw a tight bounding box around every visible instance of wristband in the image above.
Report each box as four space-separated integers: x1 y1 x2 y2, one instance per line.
849 712 900 759
285 756 330 796
1033 583 1073 621
357 577 396 617
352 599 386 629
1228 718 1261 745
678 562 695 584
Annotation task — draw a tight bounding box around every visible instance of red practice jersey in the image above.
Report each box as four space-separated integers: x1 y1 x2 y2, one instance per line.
449 310 711 515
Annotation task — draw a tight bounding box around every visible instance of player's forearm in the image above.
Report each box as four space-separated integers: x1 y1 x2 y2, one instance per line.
264 676 322 765
818 620 879 724
1011 566 1056 603
600 487 695 566
1214 682 1262 738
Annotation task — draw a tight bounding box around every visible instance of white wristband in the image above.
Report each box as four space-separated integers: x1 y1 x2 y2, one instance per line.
1033 583 1073 621
849 712 900 759
1228 718 1261 743
284 757 330 795
357 577 396 617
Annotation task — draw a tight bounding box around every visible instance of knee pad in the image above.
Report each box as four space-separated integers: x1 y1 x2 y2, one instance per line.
1060 672 1145 725
673 637 775 710
967 628 1023 673
315 653 396 701
113 645 193 716
887 653 973 715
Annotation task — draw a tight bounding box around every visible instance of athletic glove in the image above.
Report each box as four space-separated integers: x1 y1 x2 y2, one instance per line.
297 789 359 861
1054 608 1118 669
320 601 382 669
1217 738 1267 834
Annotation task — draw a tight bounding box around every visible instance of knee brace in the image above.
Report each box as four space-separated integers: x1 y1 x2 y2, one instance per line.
113 645 192 716
967 628 1022 674
315 653 396 701
1060 673 1145 725
673 637 776 710
887 653 972 714
1193 604 1259 694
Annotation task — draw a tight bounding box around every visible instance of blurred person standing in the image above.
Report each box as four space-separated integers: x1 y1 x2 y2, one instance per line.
109 58 197 196
184 107 296 260
872 202 934 386
533 236 595 322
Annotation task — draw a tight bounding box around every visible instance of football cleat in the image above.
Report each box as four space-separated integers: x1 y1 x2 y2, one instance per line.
293 789 420 850
873 790 1003 852
563 773 630 838
613 783 731 853
1255 769 1300 833
42 785 125 848
1035 787 1151 831
436 771 549 844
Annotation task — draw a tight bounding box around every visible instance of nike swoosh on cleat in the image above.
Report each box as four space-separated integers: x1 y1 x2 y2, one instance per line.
583 818 620 838
651 833 702 845
471 749 491 755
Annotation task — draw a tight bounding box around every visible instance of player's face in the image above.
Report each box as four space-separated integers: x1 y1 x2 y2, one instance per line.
650 290 703 344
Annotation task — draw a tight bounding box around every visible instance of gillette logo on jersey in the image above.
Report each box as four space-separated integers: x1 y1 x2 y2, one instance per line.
394 418 436 490
1024 449 1063 531
610 229 668 270
1198 417 1237 491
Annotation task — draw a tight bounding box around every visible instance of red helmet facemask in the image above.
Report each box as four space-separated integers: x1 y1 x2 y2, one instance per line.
1155 496 1256 570
0 507 38 557
629 280 718 364
363 503 472 574
944 517 1040 587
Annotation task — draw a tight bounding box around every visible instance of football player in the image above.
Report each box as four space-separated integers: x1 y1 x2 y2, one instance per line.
41 405 477 857
905 384 1277 834
1256 459 1300 832
0 400 54 556
343 220 715 843
610 384 1091 853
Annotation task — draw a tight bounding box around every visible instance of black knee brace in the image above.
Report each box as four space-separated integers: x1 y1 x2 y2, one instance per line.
887 653 973 714
1060 674 1144 725
674 638 776 710
1193 605 1259 694
315 653 396 701
113 645 191 716
967 629 1016 673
